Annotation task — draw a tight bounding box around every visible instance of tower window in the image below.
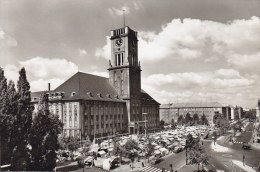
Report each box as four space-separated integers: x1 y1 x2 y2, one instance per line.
118 54 121 66
121 53 124 65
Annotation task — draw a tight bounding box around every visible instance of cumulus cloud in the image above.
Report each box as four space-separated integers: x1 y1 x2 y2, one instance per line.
19 57 78 79
108 6 130 16
4 57 78 91
96 17 260 70
144 70 254 89
0 27 17 48
95 36 111 59
79 48 87 56
142 69 257 106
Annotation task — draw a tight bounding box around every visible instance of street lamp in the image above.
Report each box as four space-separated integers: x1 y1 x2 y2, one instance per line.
143 113 148 138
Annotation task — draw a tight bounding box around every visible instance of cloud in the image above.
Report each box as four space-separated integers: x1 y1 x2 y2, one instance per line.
96 17 260 70
4 57 78 91
108 6 130 16
142 69 257 106
144 70 254 89
215 69 240 79
19 57 78 79
0 27 17 48
79 48 87 56
95 36 111 59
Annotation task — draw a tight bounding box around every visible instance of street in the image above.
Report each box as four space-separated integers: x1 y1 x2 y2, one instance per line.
150 122 260 172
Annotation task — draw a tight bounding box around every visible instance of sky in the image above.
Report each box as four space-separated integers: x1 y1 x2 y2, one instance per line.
0 0 260 108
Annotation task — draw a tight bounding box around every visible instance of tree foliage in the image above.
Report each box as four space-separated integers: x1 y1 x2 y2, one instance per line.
193 113 199 125
160 120 165 129
171 118 176 129
177 115 184 125
185 113 193 125
188 137 209 171
213 112 229 134
0 67 10 165
10 68 34 170
200 114 209 125
29 93 63 170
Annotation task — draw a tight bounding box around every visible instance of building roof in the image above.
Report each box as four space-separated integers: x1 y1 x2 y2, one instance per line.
160 102 224 109
31 72 124 103
141 89 160 105
31 72 159 104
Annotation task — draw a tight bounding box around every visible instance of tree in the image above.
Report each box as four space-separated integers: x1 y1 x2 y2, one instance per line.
186 134 194 149
244 109 256 121
188 138 209 171
29 93 63 171
0 67 10 165
200 114 208 125
178 115 184 125
193 114 199 125
160 120 165 130
171 118 176 129
213 112 229 135
185 113 192 125
123 139 139 169
10 68 34 170
145 137 155 163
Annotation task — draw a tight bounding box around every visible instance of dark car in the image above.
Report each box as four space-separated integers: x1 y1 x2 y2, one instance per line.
151 158 163 165
242 144 251 150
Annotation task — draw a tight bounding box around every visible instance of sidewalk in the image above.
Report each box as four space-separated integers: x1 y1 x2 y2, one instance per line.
177 164 197 172
232 160 256 172
110 159 145 172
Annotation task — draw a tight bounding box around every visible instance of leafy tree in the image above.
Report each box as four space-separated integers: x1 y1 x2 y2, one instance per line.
200 114 208 125
244 109 256 121
171 118 176 129
145 137 155 162
10 68 34 170
0 67 10 165
186 134 194 149
178 115 184 125
160 120 165 130
185 113 192 125
124 139 139 152
29 93 63 170
188 138 209 171
213 112 229 135
60 137 80 153
193 114 199 125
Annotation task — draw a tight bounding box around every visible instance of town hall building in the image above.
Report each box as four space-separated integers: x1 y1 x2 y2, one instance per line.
31 26 160 140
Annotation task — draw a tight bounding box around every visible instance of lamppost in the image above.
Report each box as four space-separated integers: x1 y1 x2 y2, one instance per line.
143 113 148 138
185 140 188 165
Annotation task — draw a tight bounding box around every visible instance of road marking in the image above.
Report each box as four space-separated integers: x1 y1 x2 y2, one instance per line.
212 164 215 167
224 164 228 167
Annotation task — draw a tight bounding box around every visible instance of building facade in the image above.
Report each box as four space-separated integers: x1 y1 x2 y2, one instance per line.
31 26 160 140
160 102 230 125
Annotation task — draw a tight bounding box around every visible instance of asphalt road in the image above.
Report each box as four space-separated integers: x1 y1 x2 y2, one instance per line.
216 122 260 169
152 123 260 172
152 151 186 171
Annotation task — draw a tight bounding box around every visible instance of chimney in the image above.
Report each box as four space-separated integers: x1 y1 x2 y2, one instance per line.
48 83 51 91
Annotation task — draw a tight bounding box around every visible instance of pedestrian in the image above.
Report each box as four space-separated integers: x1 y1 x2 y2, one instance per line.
142 162 144 167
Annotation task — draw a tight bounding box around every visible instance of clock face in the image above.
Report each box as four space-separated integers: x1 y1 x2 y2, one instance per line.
115 38 123 47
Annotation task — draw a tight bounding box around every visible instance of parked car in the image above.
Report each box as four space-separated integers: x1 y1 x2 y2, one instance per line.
242 144 251 150
151 158 163 165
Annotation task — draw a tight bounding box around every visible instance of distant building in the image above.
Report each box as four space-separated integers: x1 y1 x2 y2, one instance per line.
160 102 232 125
257 99 260 122
31 26 160 140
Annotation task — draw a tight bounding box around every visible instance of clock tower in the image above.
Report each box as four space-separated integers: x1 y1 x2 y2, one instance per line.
108 26 141 133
